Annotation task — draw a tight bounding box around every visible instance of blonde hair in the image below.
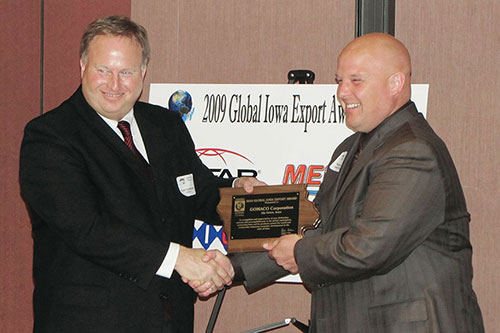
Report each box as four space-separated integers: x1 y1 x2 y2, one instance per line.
80 16 150 69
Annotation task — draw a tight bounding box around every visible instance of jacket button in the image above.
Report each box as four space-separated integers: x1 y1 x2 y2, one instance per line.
159 293 168 300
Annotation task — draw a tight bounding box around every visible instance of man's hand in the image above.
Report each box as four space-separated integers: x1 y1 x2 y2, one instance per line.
263 234 301 274
185 250 233 297
233 177 266 193
175 247 234 293
182 176 265 298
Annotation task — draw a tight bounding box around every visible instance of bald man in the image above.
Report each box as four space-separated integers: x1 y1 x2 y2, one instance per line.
193 33 484 332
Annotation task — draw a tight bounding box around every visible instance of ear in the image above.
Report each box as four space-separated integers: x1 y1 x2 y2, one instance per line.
388 72 405 95
79 59 85 79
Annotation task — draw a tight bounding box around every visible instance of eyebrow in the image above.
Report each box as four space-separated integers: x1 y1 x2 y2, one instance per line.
95 65 139 72
336 72 367 79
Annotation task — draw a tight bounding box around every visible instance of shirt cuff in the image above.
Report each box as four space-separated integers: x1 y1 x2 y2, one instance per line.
156 242 180 279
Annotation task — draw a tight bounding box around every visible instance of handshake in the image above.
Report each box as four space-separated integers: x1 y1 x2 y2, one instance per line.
175 177 303 298
174 247 236 298
177 232 300 298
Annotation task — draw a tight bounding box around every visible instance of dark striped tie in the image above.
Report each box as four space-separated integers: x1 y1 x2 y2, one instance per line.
117 120 152 179
117 121 141 157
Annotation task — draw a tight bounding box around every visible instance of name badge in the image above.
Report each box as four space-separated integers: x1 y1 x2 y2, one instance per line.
329 151 347 172
176 174 196 197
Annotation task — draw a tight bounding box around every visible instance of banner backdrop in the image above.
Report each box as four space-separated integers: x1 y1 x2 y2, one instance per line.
149 84 428 282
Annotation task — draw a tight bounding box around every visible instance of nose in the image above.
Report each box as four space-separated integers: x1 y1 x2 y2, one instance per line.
110 73 121 91
337 81 351 101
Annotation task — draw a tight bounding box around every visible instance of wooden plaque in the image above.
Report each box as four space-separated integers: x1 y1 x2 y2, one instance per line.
217 184 319 253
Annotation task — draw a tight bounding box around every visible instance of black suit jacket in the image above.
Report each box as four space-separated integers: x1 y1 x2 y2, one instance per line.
20 87 231 332
235 102 484 332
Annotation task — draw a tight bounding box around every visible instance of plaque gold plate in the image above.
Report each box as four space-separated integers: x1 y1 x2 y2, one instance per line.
217 184 319 253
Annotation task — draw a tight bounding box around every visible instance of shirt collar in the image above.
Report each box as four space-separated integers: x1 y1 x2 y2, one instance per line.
97 109 135 129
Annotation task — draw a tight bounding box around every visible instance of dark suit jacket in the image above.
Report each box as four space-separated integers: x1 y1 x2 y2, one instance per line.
235 102 484 332
20 87 232 332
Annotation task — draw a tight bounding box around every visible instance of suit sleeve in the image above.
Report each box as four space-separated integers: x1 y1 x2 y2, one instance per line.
20 119 168 290
295 139 446 286
230 252 289 293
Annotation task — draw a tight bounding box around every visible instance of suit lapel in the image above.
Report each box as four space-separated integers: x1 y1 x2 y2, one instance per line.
316 134 360 224
321 136 362 225
335 138 372 201
334 136 362 197
71 87 156 189
135 109 162 176
134 105 179 215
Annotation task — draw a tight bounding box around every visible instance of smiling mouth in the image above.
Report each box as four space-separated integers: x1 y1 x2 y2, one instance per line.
102 92 124 99
346 103 360 109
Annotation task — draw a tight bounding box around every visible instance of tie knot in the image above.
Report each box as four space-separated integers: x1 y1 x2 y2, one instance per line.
117 121 132 139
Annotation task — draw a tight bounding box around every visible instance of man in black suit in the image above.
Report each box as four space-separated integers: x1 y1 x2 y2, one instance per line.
194 33 484 332
19 16 259 332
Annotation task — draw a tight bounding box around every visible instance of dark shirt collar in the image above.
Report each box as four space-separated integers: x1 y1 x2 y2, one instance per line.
359 100 415 151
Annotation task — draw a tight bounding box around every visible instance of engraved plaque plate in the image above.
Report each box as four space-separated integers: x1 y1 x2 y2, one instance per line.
217 184 319 253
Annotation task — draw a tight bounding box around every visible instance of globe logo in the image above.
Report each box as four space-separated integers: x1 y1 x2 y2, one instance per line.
168 90 194 121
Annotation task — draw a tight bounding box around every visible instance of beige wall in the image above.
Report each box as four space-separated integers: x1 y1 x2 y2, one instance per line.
133 0 355 97
132 1 499 332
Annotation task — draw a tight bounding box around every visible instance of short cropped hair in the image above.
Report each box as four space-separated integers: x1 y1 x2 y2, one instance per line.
80 15 150 69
